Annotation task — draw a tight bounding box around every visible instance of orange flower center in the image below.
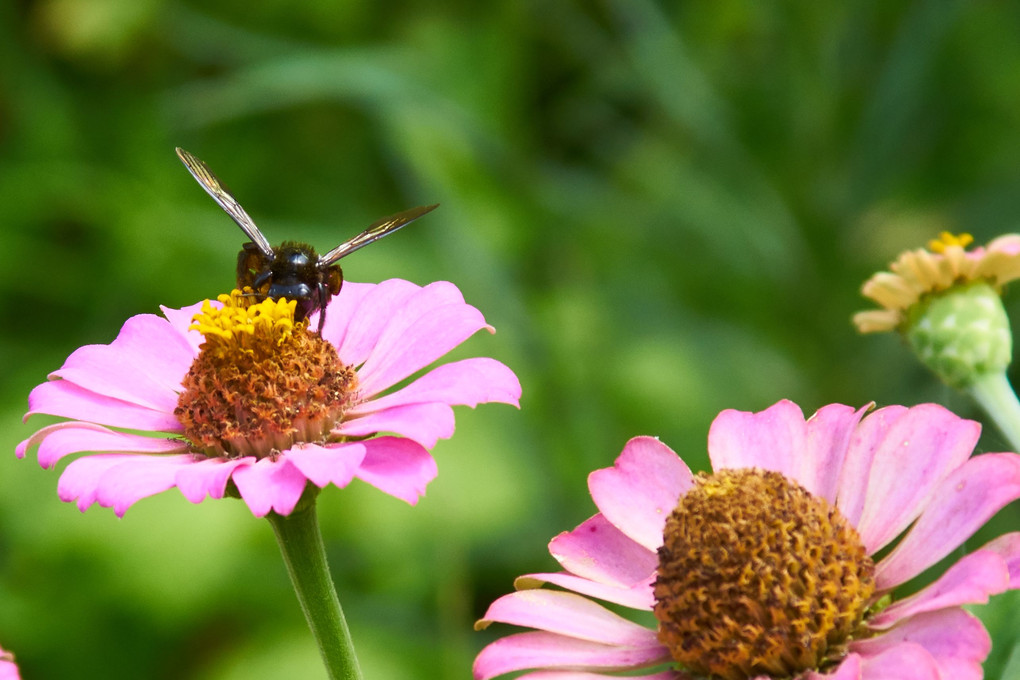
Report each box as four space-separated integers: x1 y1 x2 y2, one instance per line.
175 290 358 459
653 469 874 680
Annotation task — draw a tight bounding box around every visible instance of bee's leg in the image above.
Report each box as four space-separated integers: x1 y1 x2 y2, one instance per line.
253 271 270 289
316 281 330 334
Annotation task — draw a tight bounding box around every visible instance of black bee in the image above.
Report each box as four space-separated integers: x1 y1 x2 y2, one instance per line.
175 147 437 333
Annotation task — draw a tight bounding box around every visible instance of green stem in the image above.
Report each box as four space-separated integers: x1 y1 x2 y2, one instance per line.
266 498 363 680
965 371 1020 453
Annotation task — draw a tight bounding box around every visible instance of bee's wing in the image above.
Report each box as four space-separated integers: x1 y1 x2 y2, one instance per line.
318 204 439 266
175 148 275 259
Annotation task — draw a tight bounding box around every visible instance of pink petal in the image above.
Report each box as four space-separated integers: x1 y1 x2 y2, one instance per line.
869 549 1009 628
357 298 493 398
352 436 437 504
332 279 426 367
854 404 981 554
0 650 20 680
52 353 175 413
283 442 367 489
25 380 182 432
979 532 1020 588
805 654 862 680
875 452 1020 588
51 313 194 411
853 609 990 680
836 405 909 527
477 590 658 647
159 301 211 354
17 422 184 464
315 281 373 347
352 357 521 413
21 423 187 468
707 400 807 479
473 631 670 680
58 454 136 511
175 457 252 503
512 672 678 680
93 455 199 517
548 513 658 588
231 457 310 517
588 437 694 552
337 402 455 449
57 453 193 515
516 573 655 610
987 234 1020 256
857 642 940 680
795 403 869 503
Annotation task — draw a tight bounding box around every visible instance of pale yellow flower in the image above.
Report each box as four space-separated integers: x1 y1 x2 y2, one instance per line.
854 232 1020 333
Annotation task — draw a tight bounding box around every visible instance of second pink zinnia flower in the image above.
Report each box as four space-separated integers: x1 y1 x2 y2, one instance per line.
475 400 1020 680
18 278 521 517
0 646 20 680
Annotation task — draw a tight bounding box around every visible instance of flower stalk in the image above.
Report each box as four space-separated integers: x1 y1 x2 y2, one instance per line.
267 490 363 680
965 370 1020 453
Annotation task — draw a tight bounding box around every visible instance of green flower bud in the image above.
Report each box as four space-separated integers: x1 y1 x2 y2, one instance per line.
905 282 1012 388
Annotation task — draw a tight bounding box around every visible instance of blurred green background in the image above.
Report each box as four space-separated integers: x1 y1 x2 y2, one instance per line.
2 0 1020 677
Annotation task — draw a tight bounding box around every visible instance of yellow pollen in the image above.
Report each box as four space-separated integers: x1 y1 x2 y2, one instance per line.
927 231 974 253
175 289 359 459
190 289 300 357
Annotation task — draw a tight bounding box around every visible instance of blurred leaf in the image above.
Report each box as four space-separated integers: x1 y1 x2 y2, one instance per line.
4 1 1020 678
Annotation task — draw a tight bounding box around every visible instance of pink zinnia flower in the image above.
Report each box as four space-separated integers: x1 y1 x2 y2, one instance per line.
475 400 1020 680
0 646 20 680
18 279 521 517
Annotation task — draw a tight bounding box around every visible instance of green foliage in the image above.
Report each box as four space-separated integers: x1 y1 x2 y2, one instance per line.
3 0 1020 677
